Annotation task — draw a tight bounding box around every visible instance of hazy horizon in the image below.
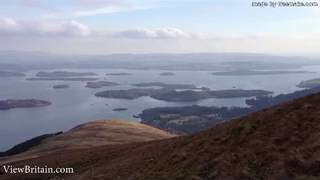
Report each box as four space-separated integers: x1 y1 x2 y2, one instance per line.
1 50 320 59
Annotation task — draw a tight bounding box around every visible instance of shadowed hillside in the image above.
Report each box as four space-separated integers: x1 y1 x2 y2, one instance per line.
1 93 320 180
0 132 62 157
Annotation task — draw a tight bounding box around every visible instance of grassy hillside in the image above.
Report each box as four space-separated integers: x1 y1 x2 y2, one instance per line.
0 120 175 165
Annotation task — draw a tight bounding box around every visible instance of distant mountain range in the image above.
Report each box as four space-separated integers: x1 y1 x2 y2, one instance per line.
0 51 319 71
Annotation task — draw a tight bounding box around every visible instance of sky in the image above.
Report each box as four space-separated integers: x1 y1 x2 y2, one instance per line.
0 0 320 54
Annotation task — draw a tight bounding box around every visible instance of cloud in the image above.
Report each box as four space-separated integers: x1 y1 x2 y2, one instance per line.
34 0 155 19
18 0 148 20
0 18 21 32
0 17 200 40
78 0 127 7
0 17 242 40
111 28 231 40
0 17 92 37
71 5 151 18
112 28 194 39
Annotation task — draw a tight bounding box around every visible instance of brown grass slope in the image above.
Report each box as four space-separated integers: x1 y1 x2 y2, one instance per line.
0 120 175 164
2 93 320 180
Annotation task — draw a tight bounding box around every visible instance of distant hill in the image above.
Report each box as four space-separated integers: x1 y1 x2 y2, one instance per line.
0 120 175 164
1 93 320 179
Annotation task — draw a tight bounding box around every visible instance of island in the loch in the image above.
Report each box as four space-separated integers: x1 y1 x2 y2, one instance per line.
0 99 51 110
96 82 207 100
26 71 100 81
159 72 175 76
297 78 320 89
95 87 272 102
53 84 70 89
139 85 320 134
151 89 272 102
96 88 157 100
212 69 313 76
26 77 99 81
0 71 25 77
139 105 251 134
36 71 98 77
112 108 128 111
86 81 119 89
131 82 201 90
106 72 131 76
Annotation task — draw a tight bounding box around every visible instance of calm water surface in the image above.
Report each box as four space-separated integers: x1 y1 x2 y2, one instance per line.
0 66 320 150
